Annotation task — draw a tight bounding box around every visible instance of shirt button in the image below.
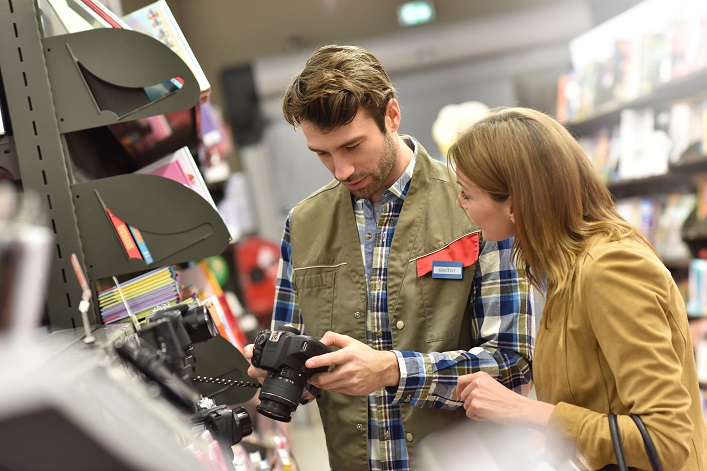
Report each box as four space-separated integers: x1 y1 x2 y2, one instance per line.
384 431 391 440
365 232 372 240
403 395 411 403
406 433 414 442
376 331 383 339
396 320 405 330
354 311 362 319
356 423 364 431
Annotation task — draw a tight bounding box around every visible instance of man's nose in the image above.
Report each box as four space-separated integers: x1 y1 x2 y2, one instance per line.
333 156 355 182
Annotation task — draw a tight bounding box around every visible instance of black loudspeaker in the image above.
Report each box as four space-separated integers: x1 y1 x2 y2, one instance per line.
221 63 265 146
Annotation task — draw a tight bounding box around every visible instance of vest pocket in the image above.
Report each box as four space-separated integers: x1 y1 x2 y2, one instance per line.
416 267 474 343
293 269 336 340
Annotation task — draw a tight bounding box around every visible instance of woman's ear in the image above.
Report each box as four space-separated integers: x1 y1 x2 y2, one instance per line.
507 195 515 224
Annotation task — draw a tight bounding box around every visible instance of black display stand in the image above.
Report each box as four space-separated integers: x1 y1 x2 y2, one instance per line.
0 0 230 330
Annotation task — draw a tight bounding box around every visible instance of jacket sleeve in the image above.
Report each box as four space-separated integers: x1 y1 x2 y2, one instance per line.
547 244 693 470
388 237 534 408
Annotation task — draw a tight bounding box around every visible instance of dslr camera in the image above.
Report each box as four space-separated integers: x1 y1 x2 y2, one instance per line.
141 303 219 381
251 326 330 422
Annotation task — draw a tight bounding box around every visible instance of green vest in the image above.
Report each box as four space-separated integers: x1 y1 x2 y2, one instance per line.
290 146 480 470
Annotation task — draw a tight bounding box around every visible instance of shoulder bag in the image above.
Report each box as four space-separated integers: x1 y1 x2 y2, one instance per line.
608 413 664 471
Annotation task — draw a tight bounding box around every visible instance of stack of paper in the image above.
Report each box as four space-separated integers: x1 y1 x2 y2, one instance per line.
98 266 181 324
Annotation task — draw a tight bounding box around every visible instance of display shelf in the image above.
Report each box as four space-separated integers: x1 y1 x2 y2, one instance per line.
560 3 707 387
0 0 229 330
44 27 200 132
72 174 230 279
607 173 695 200
62 107 200 180
564 67 707 137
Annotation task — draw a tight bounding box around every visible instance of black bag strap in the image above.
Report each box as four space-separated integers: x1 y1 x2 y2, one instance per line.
608 412 663 471
630 414 664 471
609 413 629 471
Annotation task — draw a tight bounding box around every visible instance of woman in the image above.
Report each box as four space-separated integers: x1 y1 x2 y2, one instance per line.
449 107 706 470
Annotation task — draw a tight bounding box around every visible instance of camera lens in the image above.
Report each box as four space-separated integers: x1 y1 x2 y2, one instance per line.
255 370 307 422
182 306 219 344
204 405 253 446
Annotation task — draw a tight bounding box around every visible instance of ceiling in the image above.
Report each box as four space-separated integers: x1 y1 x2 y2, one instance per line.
118 0 641 107
122 0 567 62
119 0 640 63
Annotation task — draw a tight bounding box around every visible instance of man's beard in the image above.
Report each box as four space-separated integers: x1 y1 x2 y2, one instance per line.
346 132 397 200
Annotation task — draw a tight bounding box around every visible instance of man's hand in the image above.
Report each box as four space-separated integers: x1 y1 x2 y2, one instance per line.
243 343 267 385
304 331 401 396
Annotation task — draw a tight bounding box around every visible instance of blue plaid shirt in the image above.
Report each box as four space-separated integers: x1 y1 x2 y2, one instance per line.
272 138 533 471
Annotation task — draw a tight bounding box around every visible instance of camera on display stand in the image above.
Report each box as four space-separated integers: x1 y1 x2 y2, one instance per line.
114 303 256 463
141 303 219 381
251 326 331 422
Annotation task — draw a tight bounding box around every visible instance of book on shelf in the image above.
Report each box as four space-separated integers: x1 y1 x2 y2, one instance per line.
44 0 95 34
565 0 707 122
203 294 247 352
122 0 211 101
95 190 154 264
128 225 154 265
97 265 182 324
135 146 218 211
69 0 130 29
178 260 248 351
107 110 191 160
45 0 128 32
654 192 696 263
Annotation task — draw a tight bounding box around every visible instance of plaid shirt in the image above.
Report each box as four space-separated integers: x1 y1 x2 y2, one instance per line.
272 139 533 471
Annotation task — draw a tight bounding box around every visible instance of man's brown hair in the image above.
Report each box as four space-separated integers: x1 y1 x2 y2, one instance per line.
282 45 396 133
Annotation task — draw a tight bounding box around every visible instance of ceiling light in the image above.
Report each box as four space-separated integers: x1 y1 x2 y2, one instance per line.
397 1 436 27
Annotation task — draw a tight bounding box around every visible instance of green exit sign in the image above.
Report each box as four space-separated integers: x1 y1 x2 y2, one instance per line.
397 1 436 27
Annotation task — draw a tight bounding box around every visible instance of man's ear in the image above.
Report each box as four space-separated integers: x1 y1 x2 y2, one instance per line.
386 98 402 133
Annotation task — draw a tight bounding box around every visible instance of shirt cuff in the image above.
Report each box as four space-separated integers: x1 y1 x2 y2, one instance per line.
302 383 320 404
384 350 416 404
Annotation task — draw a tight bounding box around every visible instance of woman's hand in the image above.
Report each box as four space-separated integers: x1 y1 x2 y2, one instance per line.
458 371 554 430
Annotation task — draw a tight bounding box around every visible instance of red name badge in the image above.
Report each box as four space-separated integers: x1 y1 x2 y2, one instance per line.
416 232 479 277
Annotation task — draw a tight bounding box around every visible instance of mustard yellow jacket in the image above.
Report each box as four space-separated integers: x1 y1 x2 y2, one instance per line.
535 237 706 470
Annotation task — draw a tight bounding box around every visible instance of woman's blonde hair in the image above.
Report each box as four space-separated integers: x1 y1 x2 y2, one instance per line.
447 107 654 298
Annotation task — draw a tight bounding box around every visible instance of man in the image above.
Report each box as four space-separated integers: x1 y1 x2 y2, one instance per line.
244 44 533 471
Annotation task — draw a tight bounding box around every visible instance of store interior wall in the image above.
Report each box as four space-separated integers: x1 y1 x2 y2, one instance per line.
247 40 575 242
236 1 594 242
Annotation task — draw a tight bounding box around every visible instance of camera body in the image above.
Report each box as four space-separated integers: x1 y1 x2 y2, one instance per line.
140 303 219 381
251 326 330 422
116 304 254 463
